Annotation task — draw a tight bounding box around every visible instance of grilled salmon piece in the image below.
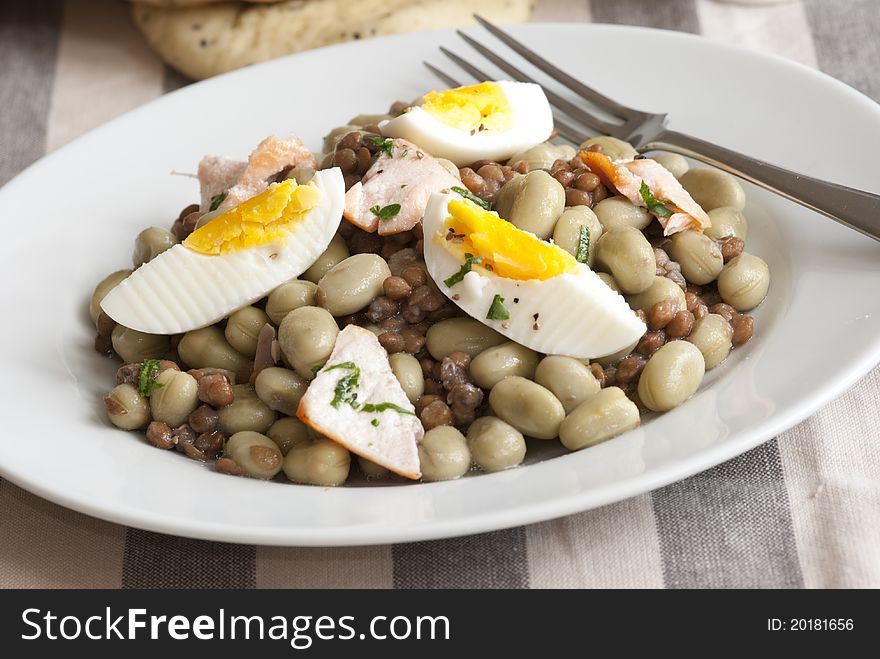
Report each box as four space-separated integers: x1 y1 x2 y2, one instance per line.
581 151 710 235
197 155 246 212
219 134 317 210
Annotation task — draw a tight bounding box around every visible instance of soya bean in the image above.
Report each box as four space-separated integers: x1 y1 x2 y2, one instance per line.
420 400 454 430
638 340 705 412
680 169 746 211
489 376 565 439
322 125 359 154
225 431 283 480
277 306 339 379
218 384 276 434
197 373 234 407
593 339 640 368
731 314 754 346
316 254 391 316
265 279 318 325
627 276 687 314
534 355 601 414
717 253 770 311
254 366 308 415
508 141 576 172
652 153 689 179
596 272 620 293
579 136 638 161
146 421 175 449
104 383 150 430
469 342 540 390
90 270 132 325
111 326 169 363
705 206 748 241
418 426 472 481
494 170 565 239
302 234 350 284
267 416 311 455
552 206 603 266
467 416 526 472
687 313 734 369
667 230 724 285
224 306 270 358
357 456 390 479
188 404 219 434
178 326 247 371
559 387 640 450
282 437 351 486
388 353 424 403
425 318 506 361
149 369 199 427
594 227 656 295
133 226 176 267
666 310 696 339
593 196 652 231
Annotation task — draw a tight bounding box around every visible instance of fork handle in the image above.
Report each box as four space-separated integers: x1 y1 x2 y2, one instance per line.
644 129 880 242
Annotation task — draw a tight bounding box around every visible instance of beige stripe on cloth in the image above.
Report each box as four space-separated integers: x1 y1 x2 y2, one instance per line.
257 546 393 588
696 0 818 67
533 0 592 22
526 495 664 588
45 0 164 152
778 366 880 588
0 482 125 588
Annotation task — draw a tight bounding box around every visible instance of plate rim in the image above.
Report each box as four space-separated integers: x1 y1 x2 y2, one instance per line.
2 22 880 546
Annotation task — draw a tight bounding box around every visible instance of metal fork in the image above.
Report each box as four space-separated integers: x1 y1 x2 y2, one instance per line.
426 15 880 242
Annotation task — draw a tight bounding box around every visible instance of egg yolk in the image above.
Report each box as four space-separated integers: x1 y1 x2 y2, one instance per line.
421 82 512 133
184 179 321 255
443 199 579 280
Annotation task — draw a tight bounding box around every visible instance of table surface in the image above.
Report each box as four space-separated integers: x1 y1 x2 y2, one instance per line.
1 0 878 589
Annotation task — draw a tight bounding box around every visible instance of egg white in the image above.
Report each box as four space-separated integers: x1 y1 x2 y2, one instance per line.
378 80 553 167
102 168 345 335
423 192 646 359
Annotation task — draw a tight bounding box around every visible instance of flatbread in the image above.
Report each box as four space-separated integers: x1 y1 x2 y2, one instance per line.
131 0 533 80
133 1 281 7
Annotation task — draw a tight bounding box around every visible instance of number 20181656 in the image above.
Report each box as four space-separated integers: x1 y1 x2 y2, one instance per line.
767 618 854 631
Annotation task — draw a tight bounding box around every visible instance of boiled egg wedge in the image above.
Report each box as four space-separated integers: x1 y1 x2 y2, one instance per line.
102 168 344 335
378 80 553 166
423 193 646 359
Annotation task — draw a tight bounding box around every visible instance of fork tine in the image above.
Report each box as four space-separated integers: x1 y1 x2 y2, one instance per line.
423 61 587 145
441 41 618 137
472 14 635 120
423 61 462 89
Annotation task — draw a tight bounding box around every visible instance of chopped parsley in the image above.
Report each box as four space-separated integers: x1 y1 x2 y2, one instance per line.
575 225 591 264
371 419 380 427
486 294 510 321
639 181 672 218
366 135 394 158
361 402 415 415
451 186 492 211
137 359 165 398
369 203 401 221
444 253 482 288
324 361 360 408
208 192 226 212
322 362 415 416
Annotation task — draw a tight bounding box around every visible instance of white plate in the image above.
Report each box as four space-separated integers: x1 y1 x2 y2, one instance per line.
1 24 879 546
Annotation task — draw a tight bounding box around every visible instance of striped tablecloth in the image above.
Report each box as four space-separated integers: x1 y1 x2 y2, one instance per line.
2 0 878 589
